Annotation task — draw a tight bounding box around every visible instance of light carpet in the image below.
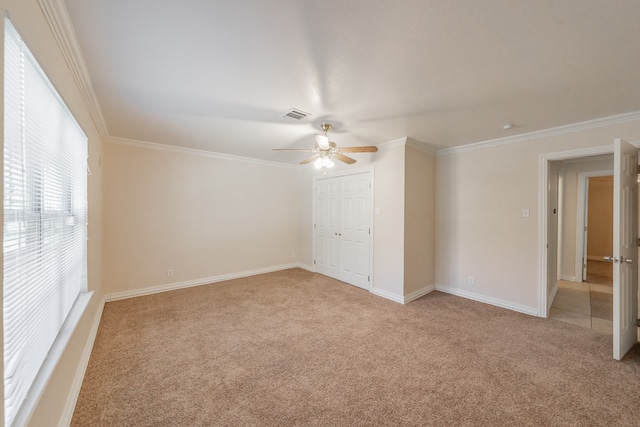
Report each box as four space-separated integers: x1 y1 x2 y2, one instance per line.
72 269 640 426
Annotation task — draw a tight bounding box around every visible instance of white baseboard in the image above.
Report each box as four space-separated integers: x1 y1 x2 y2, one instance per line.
548 282 559 311
561 274 576 282
434 284 538 317
105 263 303 302
369 287 404 304
370 284 435 304
295 262 315 273
403 285 436 303
58 295 105 427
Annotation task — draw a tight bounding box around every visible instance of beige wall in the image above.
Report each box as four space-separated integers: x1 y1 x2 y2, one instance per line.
404 146 435 295
0 1 105 425
587 176 613 259
103 142 300 295
559 157 612 280
436 120 640 312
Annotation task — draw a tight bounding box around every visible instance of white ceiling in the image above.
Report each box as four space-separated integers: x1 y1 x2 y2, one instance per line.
63 0 640 164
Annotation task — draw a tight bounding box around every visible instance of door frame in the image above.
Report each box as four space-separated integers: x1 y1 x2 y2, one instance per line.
575 169 614 282
538 145 614 317
312 165 375 288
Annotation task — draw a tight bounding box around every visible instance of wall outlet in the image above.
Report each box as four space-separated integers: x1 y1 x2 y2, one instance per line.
167 269 174 278
468 276 475 286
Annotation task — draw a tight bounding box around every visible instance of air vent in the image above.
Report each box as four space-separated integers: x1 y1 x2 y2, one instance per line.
282 108 310 120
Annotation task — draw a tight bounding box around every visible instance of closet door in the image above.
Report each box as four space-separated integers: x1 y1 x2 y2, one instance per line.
314 172 371 289
315 177 340 279
338 174 371 289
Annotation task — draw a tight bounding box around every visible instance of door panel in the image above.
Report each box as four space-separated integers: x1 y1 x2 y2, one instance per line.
315 178 340 279
339 174 371 289
613 138 638 360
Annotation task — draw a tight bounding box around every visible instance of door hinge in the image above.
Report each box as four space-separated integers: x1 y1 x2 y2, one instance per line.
314 224 317 229
637 319 640 327
368 228 371 235
368 275 370 282
637 238 640 247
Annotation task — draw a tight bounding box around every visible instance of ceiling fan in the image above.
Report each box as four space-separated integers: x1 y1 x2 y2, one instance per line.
273 123 378 173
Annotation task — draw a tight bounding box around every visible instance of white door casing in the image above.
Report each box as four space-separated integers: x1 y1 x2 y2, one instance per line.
314 172 372 290
613 138 638 360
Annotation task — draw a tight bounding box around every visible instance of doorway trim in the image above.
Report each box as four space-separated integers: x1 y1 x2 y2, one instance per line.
538 145 613 317
575 169 614 282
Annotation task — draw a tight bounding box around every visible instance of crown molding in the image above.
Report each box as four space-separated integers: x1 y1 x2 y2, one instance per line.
377 137 437 156
377 137 408 150
437 111 640 157
406 137 437 155
38 0 109 137
107 136 298 169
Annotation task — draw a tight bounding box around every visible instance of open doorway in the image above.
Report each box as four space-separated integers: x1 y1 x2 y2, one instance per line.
542 141 639 360
583 176 614 286
547 156 614 333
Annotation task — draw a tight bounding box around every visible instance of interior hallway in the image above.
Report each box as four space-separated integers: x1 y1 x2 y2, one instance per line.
549 260 613 334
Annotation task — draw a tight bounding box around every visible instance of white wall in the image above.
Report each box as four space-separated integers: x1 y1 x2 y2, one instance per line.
435 118 640 314
0 1 105 425
371 143 406 298
103 141 300 296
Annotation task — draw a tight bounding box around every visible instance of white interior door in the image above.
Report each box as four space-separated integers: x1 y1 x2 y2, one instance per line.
338 174 371 289
314 172 372 289
315 178 339 279
613 138 638 360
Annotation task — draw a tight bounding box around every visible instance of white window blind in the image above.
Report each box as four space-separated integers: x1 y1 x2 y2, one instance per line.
3 19 87 426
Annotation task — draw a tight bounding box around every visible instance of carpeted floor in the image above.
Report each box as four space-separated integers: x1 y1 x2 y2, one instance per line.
72 269 640 426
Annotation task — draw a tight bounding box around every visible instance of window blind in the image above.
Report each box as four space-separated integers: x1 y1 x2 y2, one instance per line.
3 19 87 426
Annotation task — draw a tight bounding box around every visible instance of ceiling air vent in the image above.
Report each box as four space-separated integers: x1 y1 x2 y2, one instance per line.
282 108 310 120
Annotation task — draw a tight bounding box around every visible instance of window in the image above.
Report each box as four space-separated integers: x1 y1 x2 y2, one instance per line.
3 19 87 426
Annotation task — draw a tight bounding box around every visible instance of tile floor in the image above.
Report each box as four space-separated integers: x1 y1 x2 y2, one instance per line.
549 260 613 334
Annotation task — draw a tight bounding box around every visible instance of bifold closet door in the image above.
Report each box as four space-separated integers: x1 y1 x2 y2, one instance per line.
315 177 340 279
338 174 371 289
315 172 371 289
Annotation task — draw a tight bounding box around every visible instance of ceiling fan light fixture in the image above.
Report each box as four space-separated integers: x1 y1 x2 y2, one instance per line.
314 156 335 169
315 134 330 149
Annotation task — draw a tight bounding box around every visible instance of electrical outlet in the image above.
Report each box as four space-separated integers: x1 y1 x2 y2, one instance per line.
167 269 174 278
468 276 475 286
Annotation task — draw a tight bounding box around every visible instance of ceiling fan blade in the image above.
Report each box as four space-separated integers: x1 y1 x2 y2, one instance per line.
272 148 316 152
300 154 320 165
337 146 378 153
333 153 357 164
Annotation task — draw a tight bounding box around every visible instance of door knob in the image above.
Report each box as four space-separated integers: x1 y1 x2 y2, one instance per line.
623 258 634 264
603 256 614 262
